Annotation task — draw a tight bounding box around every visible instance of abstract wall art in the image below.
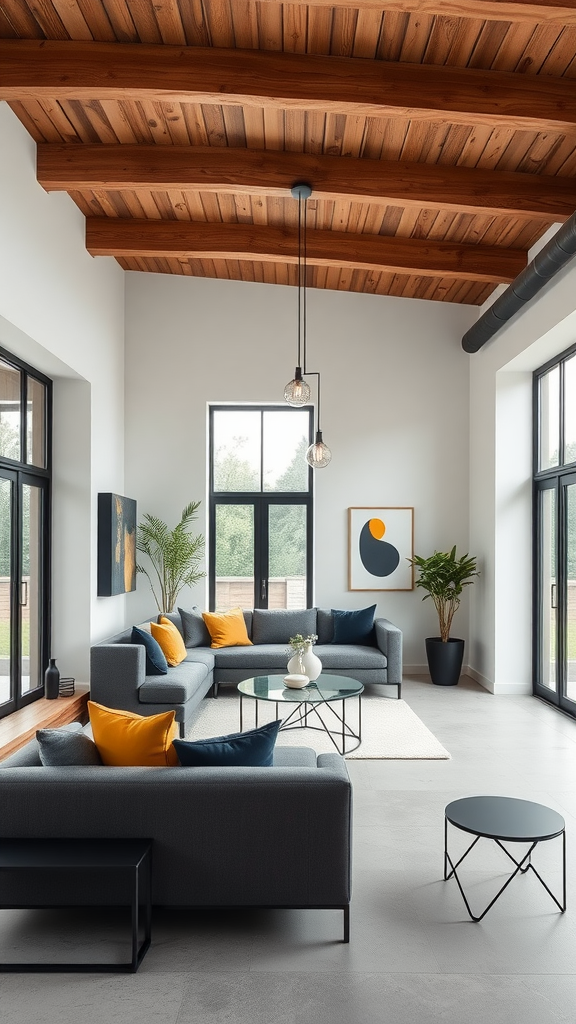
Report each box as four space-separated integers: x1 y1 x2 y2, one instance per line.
348 507 414 591
97 492 137 597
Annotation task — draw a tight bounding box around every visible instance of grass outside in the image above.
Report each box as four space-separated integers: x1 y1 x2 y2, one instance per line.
0 621 30 657
568 621 576 660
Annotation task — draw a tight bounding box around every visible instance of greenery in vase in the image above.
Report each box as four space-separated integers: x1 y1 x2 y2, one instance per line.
136 501 206 614
287 633 318 656
409 546 479 642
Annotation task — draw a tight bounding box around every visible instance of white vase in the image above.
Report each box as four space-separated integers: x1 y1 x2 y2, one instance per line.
287 652 306 676
301 646 322 682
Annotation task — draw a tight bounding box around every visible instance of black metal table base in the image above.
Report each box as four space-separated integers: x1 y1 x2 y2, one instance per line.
444 819 566 922
0 839 153 973
240 692 362 755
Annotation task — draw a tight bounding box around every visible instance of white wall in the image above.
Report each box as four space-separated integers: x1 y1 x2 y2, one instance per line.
125 272 475 669
469 256 576 693
0 102 126 679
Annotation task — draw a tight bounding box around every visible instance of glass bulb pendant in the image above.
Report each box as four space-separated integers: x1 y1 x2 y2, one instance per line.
284 367 311 407
306 430 332 469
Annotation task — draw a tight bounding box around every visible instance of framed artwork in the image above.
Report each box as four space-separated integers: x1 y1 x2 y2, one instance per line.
97 493 137 597
348 507 414 591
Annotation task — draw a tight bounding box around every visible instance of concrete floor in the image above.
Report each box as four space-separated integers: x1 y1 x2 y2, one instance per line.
2 676 576 1023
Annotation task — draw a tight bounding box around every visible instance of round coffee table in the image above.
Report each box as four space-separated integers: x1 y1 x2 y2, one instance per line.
237 673 364 755
444 796 566 921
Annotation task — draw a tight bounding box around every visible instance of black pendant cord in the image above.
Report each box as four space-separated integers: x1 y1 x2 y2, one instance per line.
305 371 322 433
297 192 302 369
302 195 308 377
301 193 322 436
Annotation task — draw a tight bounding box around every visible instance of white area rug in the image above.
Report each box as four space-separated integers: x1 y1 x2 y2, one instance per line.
187 692 450 760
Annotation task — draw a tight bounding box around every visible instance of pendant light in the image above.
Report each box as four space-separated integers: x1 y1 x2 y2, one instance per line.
283 182 332 468
284 183 312 407
304 372 332 469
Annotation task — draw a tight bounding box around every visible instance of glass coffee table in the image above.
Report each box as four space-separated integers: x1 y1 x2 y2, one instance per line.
237 673 364 755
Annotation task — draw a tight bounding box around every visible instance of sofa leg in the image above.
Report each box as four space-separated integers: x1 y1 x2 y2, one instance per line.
342 905 350 943
213 682 219 699
179 721 185 739
398 683 402 700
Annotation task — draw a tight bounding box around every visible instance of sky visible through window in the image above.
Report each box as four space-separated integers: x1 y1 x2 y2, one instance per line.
213 408 309 490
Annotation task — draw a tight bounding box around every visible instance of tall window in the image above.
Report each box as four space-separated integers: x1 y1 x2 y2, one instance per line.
0 347 51 718
534 344 576 714
209 406 313 611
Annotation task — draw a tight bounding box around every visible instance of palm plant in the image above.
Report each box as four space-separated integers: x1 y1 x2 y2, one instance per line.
136 501 206 614
409 546 479 642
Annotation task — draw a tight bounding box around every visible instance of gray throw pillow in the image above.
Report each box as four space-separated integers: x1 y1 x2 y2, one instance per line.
36 726 103 766
252 608 317 645
178 606 211 648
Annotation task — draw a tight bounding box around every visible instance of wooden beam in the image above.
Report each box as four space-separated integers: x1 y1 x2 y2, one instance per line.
85 218 526 283
2 40 576 133
258 0 576 26
38 144 576 223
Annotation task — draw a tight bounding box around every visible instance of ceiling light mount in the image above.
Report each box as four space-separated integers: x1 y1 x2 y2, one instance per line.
290 183 312 201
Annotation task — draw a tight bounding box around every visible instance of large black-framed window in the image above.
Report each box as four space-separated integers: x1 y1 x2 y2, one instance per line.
0 346 52 720
533 342 576 714
209 406 313 611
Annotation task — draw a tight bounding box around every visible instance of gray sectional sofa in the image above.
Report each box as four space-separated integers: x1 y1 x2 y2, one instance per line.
0 731 352 939
90 606 403 738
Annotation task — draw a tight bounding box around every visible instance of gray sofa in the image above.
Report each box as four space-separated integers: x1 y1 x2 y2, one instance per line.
0 731 352 940
90 606 403 738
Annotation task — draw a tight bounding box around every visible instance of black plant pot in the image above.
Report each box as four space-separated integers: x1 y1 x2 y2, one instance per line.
425 637 465 686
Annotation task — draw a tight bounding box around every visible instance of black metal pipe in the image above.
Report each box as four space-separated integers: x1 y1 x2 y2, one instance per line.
462 211 576 353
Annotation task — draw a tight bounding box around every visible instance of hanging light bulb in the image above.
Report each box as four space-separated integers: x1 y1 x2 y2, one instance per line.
284 183 312 408
283 182 332 468
306 430 332 469
284 366 311 406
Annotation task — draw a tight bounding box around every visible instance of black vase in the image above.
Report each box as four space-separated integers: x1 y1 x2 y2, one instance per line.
425 637 465 686
45 658 60 700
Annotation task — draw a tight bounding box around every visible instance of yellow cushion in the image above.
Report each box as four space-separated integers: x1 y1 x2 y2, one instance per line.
88 701 179 767
202 607 253 649
150 616 187 666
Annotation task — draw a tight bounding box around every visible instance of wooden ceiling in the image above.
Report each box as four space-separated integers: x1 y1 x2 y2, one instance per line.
1 0 576 304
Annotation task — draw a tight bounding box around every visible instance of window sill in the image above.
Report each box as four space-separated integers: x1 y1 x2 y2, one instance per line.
0 684 90 762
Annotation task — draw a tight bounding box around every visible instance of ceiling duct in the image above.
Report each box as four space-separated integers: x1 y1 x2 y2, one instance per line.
462 212 576 354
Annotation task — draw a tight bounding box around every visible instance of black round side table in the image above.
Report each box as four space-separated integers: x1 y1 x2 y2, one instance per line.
444 795 566 922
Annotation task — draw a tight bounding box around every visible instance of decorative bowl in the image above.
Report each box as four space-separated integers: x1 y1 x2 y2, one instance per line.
283 674 309 689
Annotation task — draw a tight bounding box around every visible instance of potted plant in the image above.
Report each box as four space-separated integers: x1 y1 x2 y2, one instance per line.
136 501 206 614
286 633 321 681
409 546 479 686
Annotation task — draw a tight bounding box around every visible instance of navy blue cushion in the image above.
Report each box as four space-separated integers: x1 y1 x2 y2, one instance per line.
131 626 168 675
331 605 376 645
173 720 281 767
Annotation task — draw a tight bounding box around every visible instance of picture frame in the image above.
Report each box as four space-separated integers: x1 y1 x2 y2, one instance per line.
97 493 137 597
348 507 414 591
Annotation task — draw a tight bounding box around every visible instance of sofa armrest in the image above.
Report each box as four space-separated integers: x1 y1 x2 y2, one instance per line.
374 618 403 684
89 643 146 713
316 752 351 779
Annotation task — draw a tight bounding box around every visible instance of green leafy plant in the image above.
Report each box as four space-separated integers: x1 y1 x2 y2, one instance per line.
287 633 318 655
136 501 206 614
409 547 479 642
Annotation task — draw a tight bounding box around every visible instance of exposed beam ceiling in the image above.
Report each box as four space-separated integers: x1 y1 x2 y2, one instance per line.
85 219 526 283
3 0 576 304
2 40 576 132
38 144 576 224
257 0 576 24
